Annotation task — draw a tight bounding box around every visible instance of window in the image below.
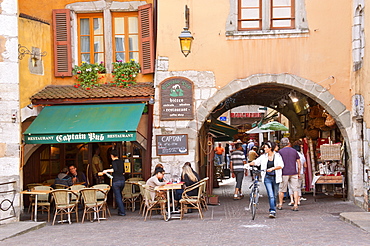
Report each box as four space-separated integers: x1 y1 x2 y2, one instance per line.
270 0 295 29
227 0 307 38
112 13 139 62
52 3 154 77
239 0 262 30
77 14 104 64
238 0 294 31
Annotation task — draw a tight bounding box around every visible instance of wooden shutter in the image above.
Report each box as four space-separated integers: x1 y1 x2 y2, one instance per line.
52 9 72 77
138 4 154 74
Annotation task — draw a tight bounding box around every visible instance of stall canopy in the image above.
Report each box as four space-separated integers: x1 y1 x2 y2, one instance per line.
23 103 145 144
209 120 238 141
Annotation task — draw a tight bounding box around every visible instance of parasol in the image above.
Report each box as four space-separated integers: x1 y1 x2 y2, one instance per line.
246 127 274 134
259 121 289 131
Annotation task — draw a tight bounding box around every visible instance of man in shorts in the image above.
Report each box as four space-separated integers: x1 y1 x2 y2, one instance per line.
277 137 301 211
230 143 247 200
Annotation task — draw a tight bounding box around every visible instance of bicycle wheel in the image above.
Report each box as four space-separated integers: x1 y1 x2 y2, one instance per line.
250 190 257 220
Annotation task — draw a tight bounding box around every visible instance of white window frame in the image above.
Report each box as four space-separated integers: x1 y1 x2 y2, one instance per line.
226 0 309 39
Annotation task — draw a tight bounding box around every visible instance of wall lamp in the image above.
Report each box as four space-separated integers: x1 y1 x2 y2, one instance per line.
18 44 47 66
179 5 194 57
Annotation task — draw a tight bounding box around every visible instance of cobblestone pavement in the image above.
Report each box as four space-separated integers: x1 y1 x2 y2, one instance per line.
3 177 370 246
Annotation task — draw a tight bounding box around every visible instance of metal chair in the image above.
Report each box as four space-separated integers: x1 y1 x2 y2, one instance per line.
51 189 79 225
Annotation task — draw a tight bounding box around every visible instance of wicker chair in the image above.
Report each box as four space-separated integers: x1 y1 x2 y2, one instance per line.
80 188 106 223
142 185 167 221
179 180 204 220
30 185 53 222
122 183 141 212
51 189 79 225
26 183 44 213
92 184 111 217
137 181 146 215
54 184 70 189
198 177 209 210
69 184 86 217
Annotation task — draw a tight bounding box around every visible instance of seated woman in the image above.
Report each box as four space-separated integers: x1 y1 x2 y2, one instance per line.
54 167 73 188
146 168 167 200
175 162 200 201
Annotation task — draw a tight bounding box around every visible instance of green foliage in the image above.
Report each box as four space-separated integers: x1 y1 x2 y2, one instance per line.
111 60 141 87
72 62 106 89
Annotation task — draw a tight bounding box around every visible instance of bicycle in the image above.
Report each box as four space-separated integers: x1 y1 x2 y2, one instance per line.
248 167 265 220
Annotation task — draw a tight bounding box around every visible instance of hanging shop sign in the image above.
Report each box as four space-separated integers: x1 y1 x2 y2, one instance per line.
156 134 188 155
160 77 194 120
230 113 262 118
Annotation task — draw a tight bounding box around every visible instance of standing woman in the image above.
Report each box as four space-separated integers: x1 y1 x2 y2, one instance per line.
104 149 126 216
249 141 284 218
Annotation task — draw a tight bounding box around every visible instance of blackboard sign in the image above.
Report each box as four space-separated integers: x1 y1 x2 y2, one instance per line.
160 77 194 120
156 134 188 156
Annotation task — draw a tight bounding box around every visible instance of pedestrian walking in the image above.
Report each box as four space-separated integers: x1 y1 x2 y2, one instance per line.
230 143 247 200
249 141 284 218
214 143 224 165
277 138 301 211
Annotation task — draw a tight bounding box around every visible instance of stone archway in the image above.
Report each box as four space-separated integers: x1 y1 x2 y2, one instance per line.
196 73 360 200
196 73 351 138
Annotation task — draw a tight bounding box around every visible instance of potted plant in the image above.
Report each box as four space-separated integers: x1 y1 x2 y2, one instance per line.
72 61 106 89
207 194 219 205
111 59 140 87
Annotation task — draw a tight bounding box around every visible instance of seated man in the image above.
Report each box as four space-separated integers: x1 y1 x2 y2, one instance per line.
54 167 73 187
68 165 87 186
146 168 167 200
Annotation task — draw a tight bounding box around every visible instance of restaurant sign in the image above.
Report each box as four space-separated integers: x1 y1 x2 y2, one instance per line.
24 132 137 144
156 134 188 155
160 77 193 120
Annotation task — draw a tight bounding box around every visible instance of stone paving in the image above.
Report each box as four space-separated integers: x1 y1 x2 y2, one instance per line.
1 177 370 246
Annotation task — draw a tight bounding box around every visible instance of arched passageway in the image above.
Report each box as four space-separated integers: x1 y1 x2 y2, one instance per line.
196 73 357 200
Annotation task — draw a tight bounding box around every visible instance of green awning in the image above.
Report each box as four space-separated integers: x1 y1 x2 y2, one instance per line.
23 103 145 144
209 120 238 141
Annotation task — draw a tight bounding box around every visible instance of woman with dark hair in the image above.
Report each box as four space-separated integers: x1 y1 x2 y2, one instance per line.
249 141 284 218
146 168 167 200
103 149 126 216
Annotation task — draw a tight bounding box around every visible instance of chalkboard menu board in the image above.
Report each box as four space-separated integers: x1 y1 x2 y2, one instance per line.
156 134 188 156
160 77 194 120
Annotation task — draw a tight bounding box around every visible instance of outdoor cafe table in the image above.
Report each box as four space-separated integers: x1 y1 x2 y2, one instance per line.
155 182 184 221
20 189 52 222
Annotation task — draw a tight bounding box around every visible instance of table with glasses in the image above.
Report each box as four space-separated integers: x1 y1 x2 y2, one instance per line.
155 182 184 221
20 189 52 222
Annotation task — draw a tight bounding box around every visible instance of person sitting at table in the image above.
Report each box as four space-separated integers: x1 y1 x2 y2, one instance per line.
152 163 165 181
68 165 87 186
175 162 200 201
54 167 73 187
146 168 167 200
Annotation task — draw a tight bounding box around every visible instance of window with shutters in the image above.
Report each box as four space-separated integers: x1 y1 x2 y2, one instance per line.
53 3 154 77
226 0 308 39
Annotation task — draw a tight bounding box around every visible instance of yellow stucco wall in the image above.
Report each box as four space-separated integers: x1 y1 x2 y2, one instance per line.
157 0 353 110
18 17 52 109
18 0 153 90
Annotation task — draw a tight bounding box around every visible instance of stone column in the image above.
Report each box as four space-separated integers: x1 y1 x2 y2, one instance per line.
0 0 20 223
